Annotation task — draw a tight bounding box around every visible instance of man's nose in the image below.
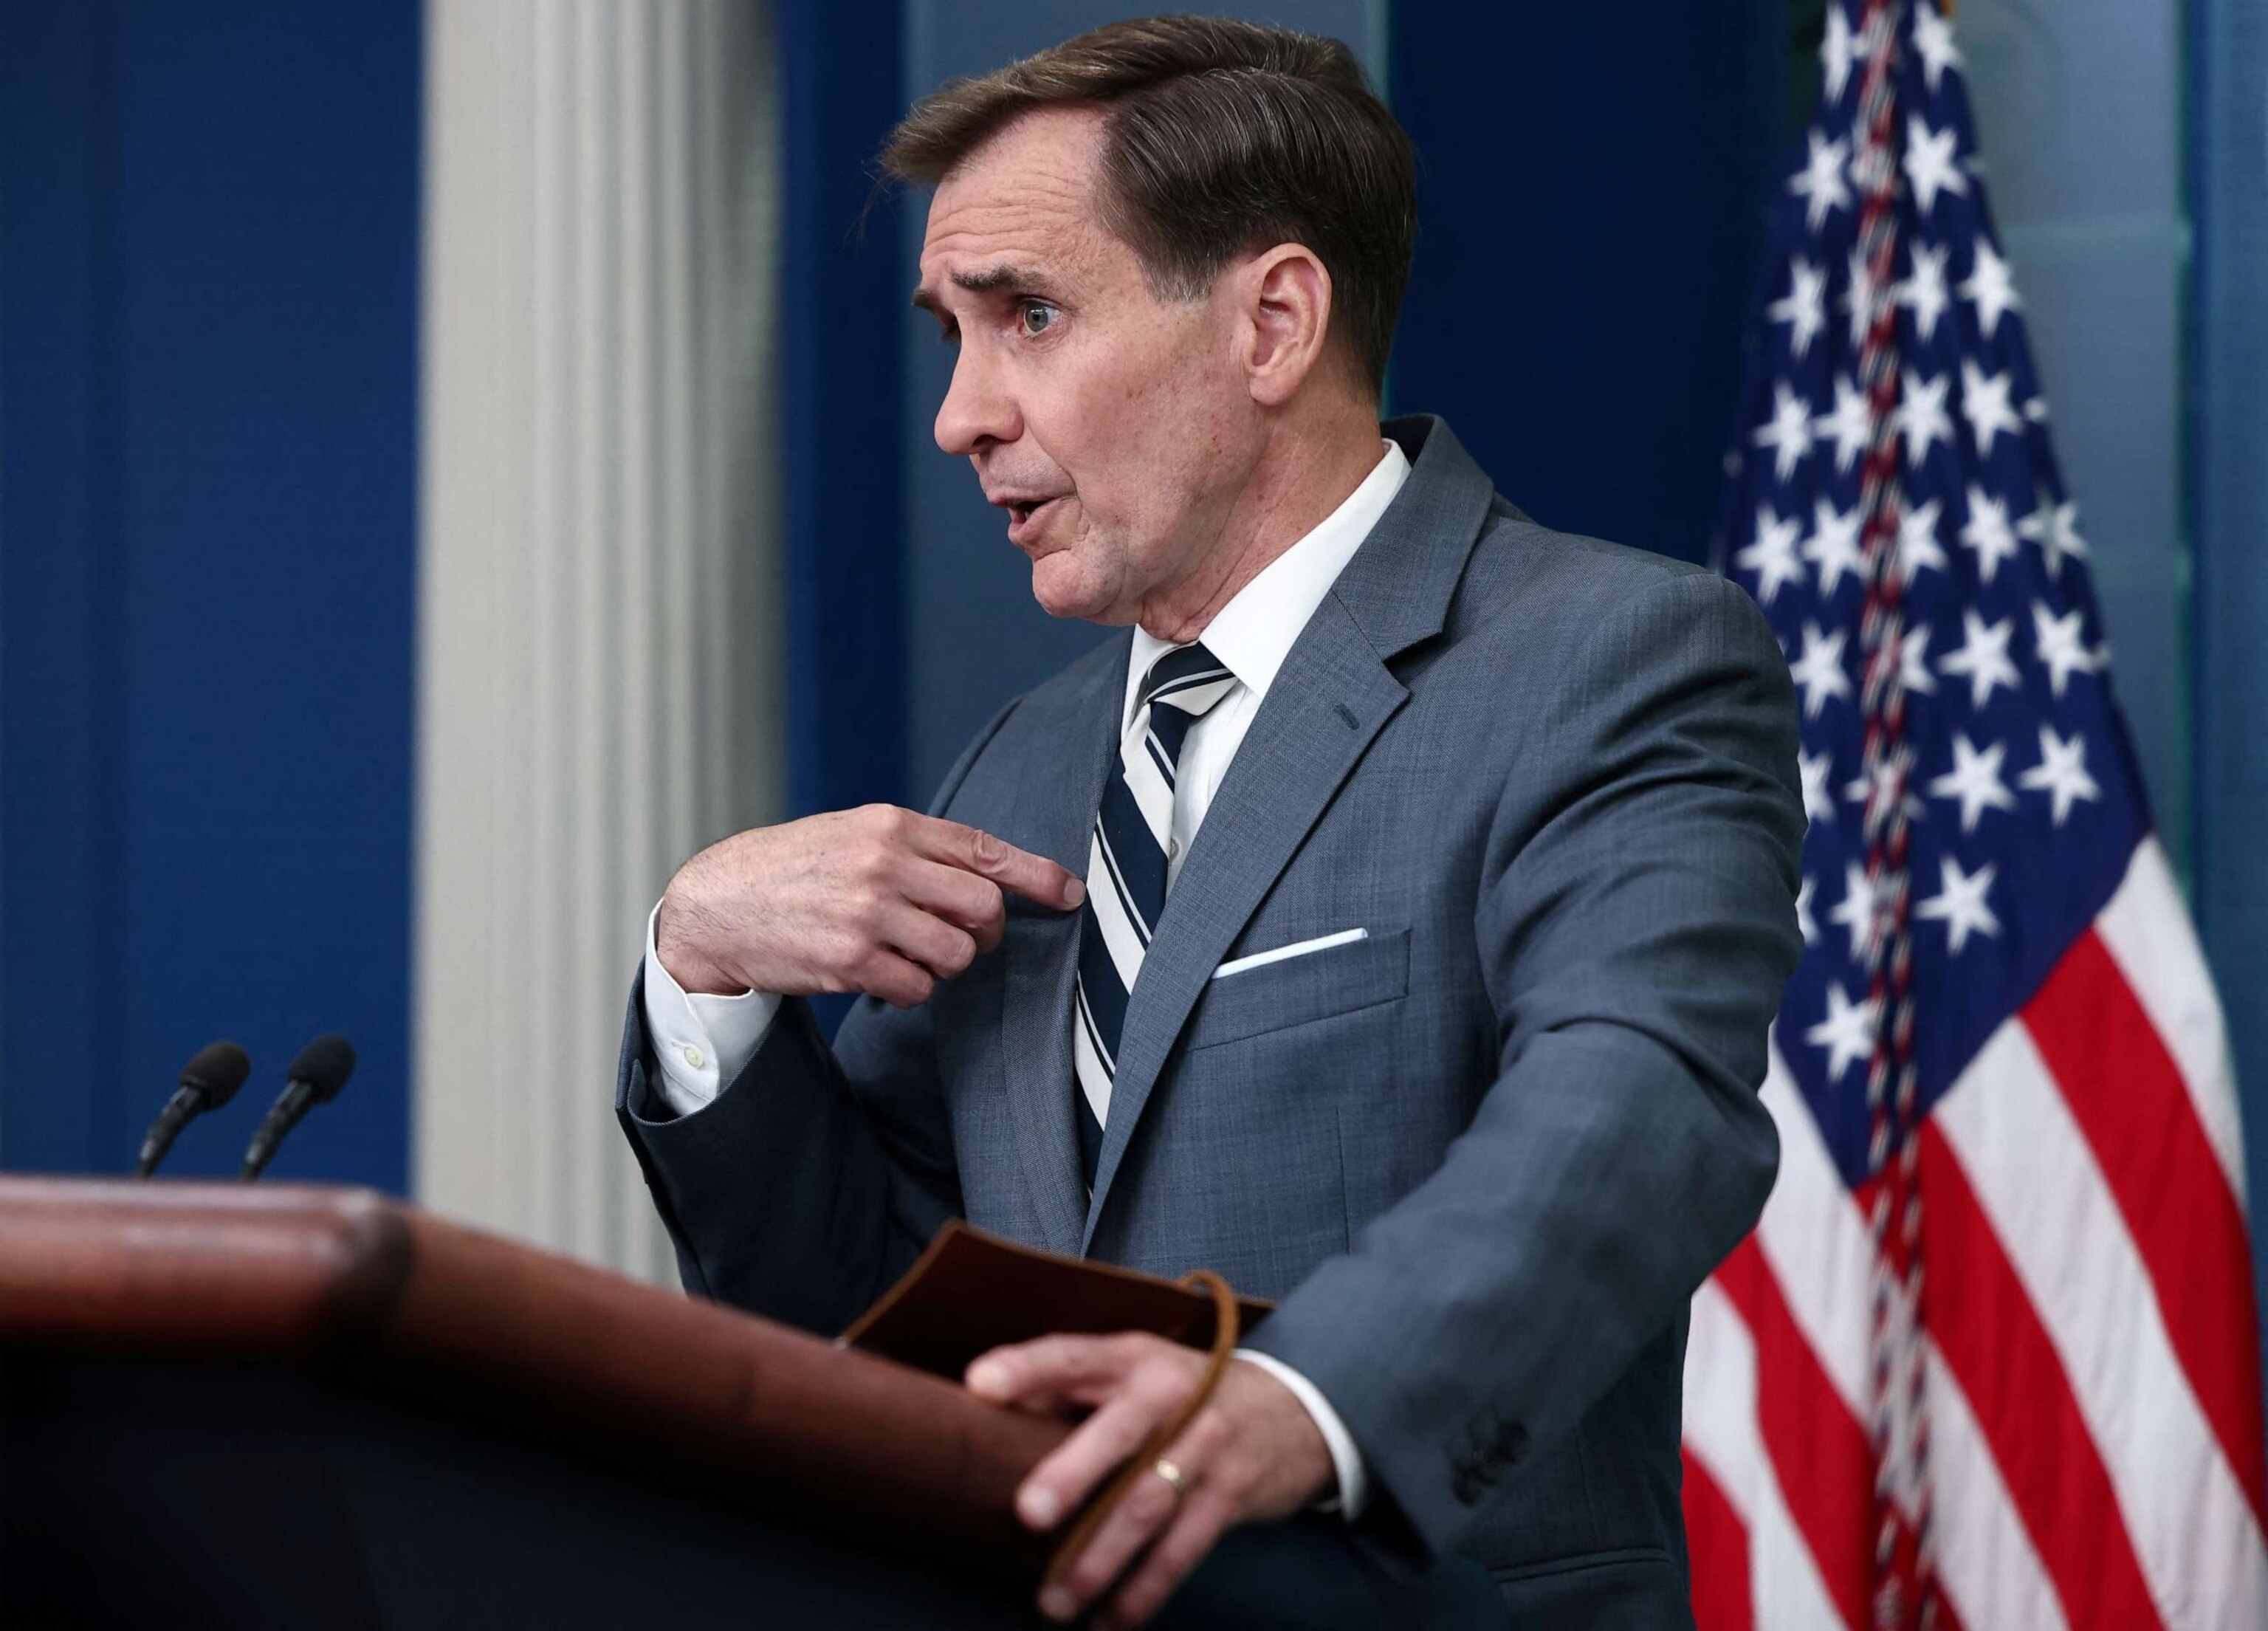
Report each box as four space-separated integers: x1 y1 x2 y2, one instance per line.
934 348 1020 456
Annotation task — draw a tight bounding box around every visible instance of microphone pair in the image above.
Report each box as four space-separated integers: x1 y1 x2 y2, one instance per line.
134 1034 357 1181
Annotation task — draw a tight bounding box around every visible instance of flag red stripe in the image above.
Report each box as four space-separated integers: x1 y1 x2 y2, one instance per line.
2020 929 2268 1528
1683 1446 1754 1631
1715 1237 1872 1629
1915 1124 2165 1631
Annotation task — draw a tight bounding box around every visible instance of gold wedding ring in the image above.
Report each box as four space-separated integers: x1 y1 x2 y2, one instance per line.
1151 1457 1192 1498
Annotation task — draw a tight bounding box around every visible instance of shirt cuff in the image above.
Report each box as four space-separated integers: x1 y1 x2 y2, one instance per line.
1233 1348 1368 1520
640 900 781 1118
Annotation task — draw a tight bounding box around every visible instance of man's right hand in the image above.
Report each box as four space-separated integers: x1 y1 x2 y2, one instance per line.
653 805 1086 1008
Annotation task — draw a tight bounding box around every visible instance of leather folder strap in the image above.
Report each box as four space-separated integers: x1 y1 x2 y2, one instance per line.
1044 1268 1240 1584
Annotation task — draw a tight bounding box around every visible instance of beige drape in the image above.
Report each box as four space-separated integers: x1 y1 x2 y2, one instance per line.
415 0 782 1280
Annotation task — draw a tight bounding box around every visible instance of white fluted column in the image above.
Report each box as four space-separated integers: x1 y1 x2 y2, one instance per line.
416 0 781 1280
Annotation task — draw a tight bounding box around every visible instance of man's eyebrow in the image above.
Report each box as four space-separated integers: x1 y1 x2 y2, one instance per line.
953 264 1045 295
910 264 1049 312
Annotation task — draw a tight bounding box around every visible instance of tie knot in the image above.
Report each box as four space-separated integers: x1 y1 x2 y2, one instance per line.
1138 642 1237 719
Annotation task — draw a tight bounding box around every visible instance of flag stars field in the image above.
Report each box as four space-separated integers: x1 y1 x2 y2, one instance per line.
1770 257 1829 359
1959 360 2022 458
1792 130 1855 230
1799 748 1838 828
1896 496 1948 586
1788 621 1854 718
1893 368 1954 464
2018 725 2102 825
1958 237 2021 339
1958 484 2021 584
1928 732 2018 832
1755 382 1819 481
1737 506 1807 605
2017 492 2089 579
2031 602 2101 698
1897 241 1953 340
1902 115 1968 214
1815 375 1873 471
1805 981 1880 1084
1938 608 2020 710
1917 854 2000 952
1801 498 1867 597
1829 859 1891 964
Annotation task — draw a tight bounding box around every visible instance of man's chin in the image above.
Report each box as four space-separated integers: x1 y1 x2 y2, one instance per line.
1028 554 1119 624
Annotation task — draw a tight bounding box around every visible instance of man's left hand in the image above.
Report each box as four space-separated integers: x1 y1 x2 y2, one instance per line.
965 1336 1336 1628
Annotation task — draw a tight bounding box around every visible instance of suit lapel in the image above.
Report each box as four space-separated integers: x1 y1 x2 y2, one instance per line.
1077 415 1502 1249
998 639 1127 1256
1081 597 1409 1246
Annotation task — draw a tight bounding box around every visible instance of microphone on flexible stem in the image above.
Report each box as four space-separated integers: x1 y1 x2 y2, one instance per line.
134 1040 253 1178
238 1034 357 1182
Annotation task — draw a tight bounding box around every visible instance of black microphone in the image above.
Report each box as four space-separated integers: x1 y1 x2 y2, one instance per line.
238 1034 357 1182
134 1040 253 1178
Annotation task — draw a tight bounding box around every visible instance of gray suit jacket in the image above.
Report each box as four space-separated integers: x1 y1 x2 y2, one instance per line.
616 415 1804 1624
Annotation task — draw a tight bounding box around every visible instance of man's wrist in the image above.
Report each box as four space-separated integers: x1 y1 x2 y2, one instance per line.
1233 1350 1367 1518
653 892 749 997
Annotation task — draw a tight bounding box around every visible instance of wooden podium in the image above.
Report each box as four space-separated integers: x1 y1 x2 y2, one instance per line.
0 1180 1502 1630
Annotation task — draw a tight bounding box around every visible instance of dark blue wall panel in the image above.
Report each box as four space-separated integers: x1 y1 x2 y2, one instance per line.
0 0 419 1186
1388 4 1786 563
780 0 910 820
2190 0 2268 1322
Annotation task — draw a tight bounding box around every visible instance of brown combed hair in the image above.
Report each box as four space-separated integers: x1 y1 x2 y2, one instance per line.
881 14 1418 396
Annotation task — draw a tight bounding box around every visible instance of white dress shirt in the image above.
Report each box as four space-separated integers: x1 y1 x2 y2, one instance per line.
642 437 1412 1517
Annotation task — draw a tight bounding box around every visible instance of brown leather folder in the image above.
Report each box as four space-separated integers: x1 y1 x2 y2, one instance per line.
841 1220 1274 1380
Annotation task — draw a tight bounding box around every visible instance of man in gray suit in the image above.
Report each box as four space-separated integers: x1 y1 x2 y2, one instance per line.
617 16 1803 1628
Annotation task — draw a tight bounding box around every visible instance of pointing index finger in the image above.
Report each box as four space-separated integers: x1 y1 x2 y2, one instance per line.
915 817 1085 912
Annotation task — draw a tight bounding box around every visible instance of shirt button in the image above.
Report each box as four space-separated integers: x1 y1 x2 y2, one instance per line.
682 1044 706 1070
1167 838 1181 861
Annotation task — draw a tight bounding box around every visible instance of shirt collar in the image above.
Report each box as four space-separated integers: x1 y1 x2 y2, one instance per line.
1124 439 1412 727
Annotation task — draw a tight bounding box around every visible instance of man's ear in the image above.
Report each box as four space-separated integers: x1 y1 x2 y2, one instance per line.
1239 244 1335 407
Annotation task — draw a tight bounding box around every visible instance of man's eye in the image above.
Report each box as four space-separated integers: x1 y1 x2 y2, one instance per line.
1019 302 1061 337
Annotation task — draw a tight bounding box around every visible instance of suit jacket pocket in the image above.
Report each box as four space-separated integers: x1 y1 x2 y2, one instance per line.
1182 927 1410 1053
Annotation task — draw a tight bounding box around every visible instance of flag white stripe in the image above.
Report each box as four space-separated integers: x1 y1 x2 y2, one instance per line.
1683 1278 1855 1631
1739 1041 2068 1631
1754 1043 1872 1415
1925 1343 2072 1631
1936 1020 2268 1629
1085 828 1148 993
1755 1043 1926 1512
2094 836 2246 1203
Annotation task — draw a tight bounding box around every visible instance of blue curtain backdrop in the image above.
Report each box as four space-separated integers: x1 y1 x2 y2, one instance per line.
0 0 419 1185
1388 6 1787 570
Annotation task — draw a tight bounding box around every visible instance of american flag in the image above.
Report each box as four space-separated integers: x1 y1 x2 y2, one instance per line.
1687 2 2267 1627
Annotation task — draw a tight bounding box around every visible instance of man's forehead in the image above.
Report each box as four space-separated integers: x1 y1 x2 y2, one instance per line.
915 109 1108 295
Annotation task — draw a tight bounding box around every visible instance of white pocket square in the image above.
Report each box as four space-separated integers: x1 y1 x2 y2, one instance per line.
1212 927 1369 981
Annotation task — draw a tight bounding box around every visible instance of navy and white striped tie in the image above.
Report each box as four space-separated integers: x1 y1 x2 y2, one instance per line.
1073 642 1238 1186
